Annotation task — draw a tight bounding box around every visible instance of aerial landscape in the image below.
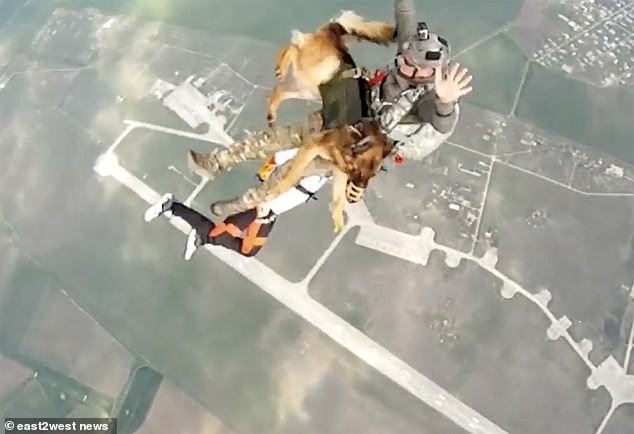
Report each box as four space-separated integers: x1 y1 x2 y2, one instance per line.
0 0 633 433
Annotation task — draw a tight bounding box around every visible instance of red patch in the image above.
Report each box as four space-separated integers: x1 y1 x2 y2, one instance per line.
367 69 386 87
393 153 404 164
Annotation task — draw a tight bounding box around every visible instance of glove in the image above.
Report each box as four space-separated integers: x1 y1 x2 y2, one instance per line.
256 155 276 182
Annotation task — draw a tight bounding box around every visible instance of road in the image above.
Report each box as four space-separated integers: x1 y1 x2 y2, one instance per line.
95 121 509 434
94 118 634 434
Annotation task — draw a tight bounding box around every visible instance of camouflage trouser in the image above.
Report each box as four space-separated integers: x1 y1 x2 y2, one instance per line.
210 156 334 217
188 110 324 178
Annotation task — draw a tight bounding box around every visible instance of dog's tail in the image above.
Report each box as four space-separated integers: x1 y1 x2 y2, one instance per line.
274 43 299 80
332 10 396 46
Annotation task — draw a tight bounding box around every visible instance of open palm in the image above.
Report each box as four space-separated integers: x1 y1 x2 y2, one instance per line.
434 63 473 104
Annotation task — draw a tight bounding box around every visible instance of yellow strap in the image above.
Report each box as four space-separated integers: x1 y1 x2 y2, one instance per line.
256 155 276 181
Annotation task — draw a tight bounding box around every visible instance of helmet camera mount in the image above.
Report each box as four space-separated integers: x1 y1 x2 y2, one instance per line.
416 22 429 41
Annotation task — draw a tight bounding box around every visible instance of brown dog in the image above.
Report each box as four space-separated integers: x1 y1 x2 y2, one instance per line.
265 120 394 233
266 11 395 125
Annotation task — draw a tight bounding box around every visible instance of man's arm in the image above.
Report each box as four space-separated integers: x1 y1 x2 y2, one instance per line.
395 0 417 51
430 97 458 134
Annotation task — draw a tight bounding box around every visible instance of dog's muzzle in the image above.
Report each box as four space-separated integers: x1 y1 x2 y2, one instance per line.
346 182 365 203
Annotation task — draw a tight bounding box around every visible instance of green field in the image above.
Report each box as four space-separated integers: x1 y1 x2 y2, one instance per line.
516 63 634 164
456 32 528 115
2 0 523 54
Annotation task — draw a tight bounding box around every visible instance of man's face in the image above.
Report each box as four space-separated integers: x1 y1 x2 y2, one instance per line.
397 56 435 81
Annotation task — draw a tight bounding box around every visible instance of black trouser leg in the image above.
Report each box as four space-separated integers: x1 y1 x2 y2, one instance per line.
169 204 276 257
210 233 243 253
170 202 214 243
224 208 258 230
208 209 257 254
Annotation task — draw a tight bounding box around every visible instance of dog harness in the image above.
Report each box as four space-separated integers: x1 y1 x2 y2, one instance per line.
256 149 328 215
318 52 374 130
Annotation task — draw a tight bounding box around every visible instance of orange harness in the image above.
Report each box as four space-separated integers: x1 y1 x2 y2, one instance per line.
208 221 268 255
209 222 242 238
241 221 267 254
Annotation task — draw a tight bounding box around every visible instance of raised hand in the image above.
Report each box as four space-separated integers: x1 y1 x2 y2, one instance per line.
434 63 473 104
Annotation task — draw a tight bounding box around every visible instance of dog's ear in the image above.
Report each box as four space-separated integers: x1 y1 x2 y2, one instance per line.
347 136 373 156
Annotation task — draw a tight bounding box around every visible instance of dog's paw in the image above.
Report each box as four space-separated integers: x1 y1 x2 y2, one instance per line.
332 221 342 234
331 212 344 233
266 113 276 128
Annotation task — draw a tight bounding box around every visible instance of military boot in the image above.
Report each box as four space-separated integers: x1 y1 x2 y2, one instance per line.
210 182 271 217
188 150 220 179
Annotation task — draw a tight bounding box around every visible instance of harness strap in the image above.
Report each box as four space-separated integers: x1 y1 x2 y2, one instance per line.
209 222 242 238
340 68 361 79
294 183 317 200
241 221 268 254
340 67 372 80
340 67 386 86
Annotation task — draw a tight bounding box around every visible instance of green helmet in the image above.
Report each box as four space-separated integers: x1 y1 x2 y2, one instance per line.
400 22 450 69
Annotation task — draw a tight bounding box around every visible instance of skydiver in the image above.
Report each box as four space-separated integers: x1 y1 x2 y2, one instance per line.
188 0 472 185
143 148 329 259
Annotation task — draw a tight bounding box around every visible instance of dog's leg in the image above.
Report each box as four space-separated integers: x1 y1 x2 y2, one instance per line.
330 166 348 233
266 83 286 126
274 45 295 81
266 83 319 127
267 143 324 198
